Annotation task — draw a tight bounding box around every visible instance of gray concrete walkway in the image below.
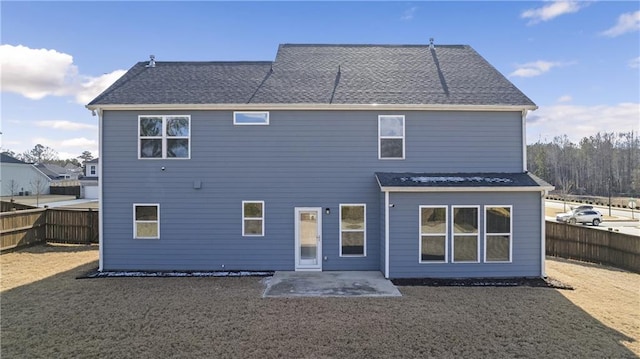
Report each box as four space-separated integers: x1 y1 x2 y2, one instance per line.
263 271 402 298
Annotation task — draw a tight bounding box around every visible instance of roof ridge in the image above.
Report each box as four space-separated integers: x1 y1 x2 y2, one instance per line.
279 43 469 48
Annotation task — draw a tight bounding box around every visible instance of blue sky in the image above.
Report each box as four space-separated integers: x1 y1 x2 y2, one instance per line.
1 1 639 159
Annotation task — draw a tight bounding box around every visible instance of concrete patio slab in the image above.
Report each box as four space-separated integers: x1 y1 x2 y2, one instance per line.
262 271 402 298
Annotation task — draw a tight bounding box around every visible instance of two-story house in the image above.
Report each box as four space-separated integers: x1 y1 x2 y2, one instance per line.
87 43 552 278
80 158 99 199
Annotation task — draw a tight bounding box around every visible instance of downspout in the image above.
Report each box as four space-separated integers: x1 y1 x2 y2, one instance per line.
540 189 548 277
384 191 390 278
522 110 528 172
97 108 104 272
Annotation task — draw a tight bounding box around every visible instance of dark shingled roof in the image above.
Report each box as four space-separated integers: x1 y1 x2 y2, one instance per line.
89 44 535 107
0 153 27 164
375 172 551 189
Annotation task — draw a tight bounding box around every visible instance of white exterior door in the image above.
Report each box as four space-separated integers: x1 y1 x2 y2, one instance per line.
294 207 322 271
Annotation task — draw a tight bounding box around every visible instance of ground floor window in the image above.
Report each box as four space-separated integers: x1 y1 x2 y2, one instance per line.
485 206 512 262
134 204 159 239
419 206 448 263
242 201 264 236
340 204 366 256
452 206 479 263
418 204 512 263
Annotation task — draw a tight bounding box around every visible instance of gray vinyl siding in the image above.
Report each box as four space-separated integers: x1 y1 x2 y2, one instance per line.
101 109 526 271
387 191 542 278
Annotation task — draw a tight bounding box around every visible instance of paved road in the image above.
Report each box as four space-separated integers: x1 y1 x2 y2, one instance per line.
546 200 640 236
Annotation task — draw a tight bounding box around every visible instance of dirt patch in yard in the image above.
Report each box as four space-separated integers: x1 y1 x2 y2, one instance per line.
1 246 638 358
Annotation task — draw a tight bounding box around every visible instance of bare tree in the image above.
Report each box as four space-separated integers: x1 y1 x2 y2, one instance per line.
21 144 58 164
6 179 19 200
29 178 48 207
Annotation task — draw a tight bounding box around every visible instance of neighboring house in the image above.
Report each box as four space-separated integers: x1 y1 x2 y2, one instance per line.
64 163 83 178
87 43 553 278
80 158 99 199
0 154 51 196
84 158 99 178
34 163 81 180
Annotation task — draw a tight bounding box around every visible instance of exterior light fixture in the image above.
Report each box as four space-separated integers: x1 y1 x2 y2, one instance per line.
325 208 330 215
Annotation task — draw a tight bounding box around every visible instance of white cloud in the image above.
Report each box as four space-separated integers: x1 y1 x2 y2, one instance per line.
557 95 573 103
401 6 417 21
600 11 640 37
60 137 96 148
509 60 573 78
35 120 96 131
74 70 127 105
521 1 585 25
0 44 125 104
628 56 640 69
526 103 640 144
32 137 97 152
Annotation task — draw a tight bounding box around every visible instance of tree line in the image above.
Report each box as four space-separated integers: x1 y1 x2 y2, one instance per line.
1 144 94 167
527 131 639 197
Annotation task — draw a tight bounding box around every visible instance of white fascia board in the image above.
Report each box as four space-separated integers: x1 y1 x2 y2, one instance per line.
378 186 554 193
86 103 538 112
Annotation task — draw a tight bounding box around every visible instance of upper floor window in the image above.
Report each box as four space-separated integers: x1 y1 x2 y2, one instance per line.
378 115 405 159
90 166 96 175
340 204 366 256
139 115 190 159
234 112 269 125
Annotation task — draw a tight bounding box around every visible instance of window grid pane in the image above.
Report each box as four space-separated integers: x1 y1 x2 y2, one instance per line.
485 206 512 262
134 204 159 239
379 115 404 159
139 116 190 159
420 206 447 263
340 205 366 256
243 201 264 236
453 207 478 262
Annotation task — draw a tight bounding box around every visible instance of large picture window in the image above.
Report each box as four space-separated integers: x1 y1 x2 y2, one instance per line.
242 201 264 236
419 206 447 263
340 204 366 256
452 206 479 262
139 115 190 159
134 204 159 239
485 206 512 262
378 115 405 159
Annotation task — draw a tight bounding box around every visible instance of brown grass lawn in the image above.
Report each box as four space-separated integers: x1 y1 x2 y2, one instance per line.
1 244 638 358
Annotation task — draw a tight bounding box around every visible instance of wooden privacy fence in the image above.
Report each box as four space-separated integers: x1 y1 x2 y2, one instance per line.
1 206 98 251
546 221 640 273
0 208 47 250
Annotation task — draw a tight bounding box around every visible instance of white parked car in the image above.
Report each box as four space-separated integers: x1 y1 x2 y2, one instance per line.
556 210 603 226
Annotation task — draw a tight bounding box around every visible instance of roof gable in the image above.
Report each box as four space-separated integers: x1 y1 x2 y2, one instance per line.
0 153 27 164
89 44 535 108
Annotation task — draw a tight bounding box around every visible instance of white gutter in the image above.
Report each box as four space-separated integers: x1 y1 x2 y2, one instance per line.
86 103 537 112
384 191 390 279
97 108 104 272
378 185 555 193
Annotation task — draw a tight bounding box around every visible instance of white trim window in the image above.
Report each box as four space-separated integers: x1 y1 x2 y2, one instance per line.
485 206 513 262
378 115 405 159
339 204 366 257
234 111 269 125
452 206 480 263
242 201 264 236
133 204 159 239
139 115 190 159
419 206 448 263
